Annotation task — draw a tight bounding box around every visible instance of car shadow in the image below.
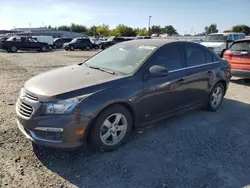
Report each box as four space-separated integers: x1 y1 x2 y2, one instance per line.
231 78 250 86
34 98 250 188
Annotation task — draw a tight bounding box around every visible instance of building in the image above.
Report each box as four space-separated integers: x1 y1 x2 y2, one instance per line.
10 28 88 38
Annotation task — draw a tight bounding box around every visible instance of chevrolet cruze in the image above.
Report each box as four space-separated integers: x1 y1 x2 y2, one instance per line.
16 40 231 151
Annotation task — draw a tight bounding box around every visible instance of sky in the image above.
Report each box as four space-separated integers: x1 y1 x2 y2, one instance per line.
0 0 249 34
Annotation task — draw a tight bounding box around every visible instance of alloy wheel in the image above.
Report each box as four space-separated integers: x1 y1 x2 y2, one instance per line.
211 87 223 108
100 113 127 146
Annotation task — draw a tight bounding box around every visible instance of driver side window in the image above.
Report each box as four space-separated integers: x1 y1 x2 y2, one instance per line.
150 43 184 71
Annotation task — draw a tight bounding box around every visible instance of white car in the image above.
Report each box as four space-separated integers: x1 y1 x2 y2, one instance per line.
32 36 54 51
200 33 245 57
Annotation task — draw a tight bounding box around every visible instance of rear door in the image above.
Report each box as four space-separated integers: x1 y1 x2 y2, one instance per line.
227 41 250 71
183 43 218 106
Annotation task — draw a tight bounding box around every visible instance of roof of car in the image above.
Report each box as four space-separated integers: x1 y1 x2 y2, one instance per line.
233 38 250 42
121 39 176 48
209 32 245 36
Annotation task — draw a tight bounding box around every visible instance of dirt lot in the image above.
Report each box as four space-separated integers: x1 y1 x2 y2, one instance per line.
0 49 250 188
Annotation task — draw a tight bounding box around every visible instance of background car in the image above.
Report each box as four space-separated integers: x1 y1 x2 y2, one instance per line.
223 38 250 78
32 36 54 51
201 33 246 57
53 37 73 48
63 37 97 51
0 36 49 53
16 40 230 151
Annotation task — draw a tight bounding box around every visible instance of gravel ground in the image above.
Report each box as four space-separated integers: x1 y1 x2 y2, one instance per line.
0 50 250 188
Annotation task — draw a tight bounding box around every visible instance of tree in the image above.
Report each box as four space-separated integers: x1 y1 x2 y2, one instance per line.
109 29 119 37
204 24 218 34
151 25 162 34
163 25 178 36
87 26 97 36
57 25 70 31
231 25 250 35
137 28 148 36
223 30 232 33
96 24 109 36
115 24 136 37
70 23 87 33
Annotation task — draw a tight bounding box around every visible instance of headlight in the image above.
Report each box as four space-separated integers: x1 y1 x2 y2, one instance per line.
42 93 93 114
43 98 79 114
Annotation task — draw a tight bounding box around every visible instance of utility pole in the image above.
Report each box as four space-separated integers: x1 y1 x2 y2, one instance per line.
148 16 152 36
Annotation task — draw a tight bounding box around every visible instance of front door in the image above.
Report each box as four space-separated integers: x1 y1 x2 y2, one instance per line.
138 42 188 122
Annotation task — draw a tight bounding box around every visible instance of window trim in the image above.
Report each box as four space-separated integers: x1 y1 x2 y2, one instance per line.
169 61 219 73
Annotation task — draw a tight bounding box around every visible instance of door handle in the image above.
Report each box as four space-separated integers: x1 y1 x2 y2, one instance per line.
178 78 184 84
206 71 212 76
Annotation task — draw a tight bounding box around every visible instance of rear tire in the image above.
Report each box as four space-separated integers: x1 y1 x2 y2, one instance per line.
89 105 132 151
41 46 47 52
69 46 74 51
86 45 91 51
207 82 225 111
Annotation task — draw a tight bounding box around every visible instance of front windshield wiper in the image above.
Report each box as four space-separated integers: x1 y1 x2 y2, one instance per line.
88 66 115 75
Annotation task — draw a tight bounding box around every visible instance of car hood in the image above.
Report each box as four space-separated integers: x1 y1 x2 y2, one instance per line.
24 64 126 99
200 42 224 48
63 42 70 47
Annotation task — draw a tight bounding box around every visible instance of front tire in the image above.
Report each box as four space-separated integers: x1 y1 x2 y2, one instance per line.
89 105 132 151
69 46 74 51
10 46 18 53
207 82 225 111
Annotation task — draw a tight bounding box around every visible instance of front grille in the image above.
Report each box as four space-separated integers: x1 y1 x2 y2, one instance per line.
17 100 34 118
25 93 38 101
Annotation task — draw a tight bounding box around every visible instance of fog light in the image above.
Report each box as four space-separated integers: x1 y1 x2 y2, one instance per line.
76 130 84 135
34 127 63 132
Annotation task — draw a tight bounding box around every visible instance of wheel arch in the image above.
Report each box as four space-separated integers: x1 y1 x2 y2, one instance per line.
211 79 227 96
84 101 137 143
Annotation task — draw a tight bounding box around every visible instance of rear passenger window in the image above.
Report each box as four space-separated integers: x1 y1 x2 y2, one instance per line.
205 51 213 63
185 43 206 66
152 43 184 71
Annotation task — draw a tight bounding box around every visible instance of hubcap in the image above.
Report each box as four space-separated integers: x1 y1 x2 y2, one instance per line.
42 47 46 51
211 87 223 108
12 46 17 51
100 113 127 146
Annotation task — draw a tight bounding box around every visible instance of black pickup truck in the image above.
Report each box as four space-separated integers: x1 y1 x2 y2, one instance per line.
0 36 49 52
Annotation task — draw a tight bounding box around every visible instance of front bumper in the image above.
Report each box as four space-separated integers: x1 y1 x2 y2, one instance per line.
17 117 85 148
16 97 89 149
231 69 250 78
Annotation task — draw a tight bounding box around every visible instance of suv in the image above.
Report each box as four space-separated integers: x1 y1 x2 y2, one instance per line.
0 36 49 53
63 37 96 51
223 38 250 78
53 38 73 48
201 33 245 57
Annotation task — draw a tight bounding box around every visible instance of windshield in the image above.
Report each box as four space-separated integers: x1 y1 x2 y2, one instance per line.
85 43 155 74
203 35 227 42
71 38 77 43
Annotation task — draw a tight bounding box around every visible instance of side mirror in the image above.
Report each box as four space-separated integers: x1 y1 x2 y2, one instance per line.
149 65 168 77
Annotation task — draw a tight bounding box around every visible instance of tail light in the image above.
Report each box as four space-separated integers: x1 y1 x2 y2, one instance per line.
223 50 233 59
